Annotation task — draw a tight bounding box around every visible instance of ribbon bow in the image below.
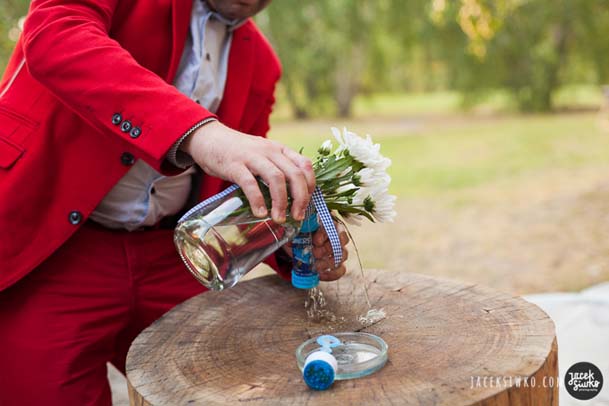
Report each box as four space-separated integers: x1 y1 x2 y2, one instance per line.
178 185 342 267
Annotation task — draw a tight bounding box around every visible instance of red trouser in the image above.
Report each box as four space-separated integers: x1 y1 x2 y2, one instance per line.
0 222 206 406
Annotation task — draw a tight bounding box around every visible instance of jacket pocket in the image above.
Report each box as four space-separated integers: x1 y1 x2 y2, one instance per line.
0 136 24 169
0 106 37 169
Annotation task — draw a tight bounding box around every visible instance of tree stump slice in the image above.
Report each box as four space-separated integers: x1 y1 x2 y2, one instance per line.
126 270 558 406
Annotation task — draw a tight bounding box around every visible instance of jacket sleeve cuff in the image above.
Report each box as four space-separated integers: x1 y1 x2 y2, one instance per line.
166 117 218 168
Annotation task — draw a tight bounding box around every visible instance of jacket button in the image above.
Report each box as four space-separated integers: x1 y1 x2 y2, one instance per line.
129 126 142 139
120 120 132 133
121 152 135 166
112 113 122 125
68 211 83 225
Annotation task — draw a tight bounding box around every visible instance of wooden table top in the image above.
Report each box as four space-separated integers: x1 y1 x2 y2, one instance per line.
126 269 557 406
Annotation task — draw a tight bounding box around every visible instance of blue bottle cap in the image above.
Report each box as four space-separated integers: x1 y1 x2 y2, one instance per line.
316 335 341 349
303 351 337 391
291 271 319 289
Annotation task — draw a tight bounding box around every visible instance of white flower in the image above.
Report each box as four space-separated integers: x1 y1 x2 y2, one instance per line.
338 167 353 178
318 139 333 156
356 167 390 189
331 127 391 172
355 185 397 223
318 127 396 226
335 183 356 194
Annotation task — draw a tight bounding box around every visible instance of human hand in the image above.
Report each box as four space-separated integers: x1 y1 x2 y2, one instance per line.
180 121 315 223
312 221 350 282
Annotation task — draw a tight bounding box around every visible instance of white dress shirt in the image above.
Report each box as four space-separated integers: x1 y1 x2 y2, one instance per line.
90 0 241 231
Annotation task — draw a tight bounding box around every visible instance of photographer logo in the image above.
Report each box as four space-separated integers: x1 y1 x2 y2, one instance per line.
565 362 603 400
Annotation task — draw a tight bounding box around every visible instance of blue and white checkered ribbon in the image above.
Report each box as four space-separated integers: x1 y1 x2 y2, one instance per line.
310 186 342 266
178 184 241 224
178 184 342 267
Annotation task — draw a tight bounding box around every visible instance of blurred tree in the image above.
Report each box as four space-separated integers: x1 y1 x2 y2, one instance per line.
4 0 609 116
258 0 428 118
570 0 609 84
0 0 29 73
432 0 609 112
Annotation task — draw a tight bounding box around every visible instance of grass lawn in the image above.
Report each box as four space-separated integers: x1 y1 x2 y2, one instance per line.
266 91 609 295
271 112 609 198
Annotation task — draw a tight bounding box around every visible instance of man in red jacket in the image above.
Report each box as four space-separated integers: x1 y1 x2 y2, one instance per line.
0 0 348 404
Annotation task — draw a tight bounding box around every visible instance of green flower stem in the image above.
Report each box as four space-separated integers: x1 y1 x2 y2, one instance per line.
315 170 351 183
321 189 358 200
314 157 354 177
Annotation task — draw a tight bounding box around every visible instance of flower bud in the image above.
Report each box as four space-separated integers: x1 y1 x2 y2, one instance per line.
318 140 333 156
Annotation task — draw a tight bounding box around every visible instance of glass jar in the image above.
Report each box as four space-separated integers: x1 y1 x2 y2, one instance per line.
174 187 302 291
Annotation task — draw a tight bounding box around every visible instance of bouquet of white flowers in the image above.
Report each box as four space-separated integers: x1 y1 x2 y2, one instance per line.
314 127 396 225
174 128 396 292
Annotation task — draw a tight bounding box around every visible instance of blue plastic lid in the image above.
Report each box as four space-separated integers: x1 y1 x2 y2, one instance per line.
291 271 319 289
300 213 319 233
317 335 341 349
303 359 335 390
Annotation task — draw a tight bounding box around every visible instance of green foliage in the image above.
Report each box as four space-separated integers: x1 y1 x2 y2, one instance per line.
0 0 29 73
3 1 609 116
260 0 609 116
257 0 428 118
431 0 609 112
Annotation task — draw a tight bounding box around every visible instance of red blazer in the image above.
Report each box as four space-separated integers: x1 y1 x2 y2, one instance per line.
0 0 283 290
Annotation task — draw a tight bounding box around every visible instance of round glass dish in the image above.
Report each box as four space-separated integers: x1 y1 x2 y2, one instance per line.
296 332 388 380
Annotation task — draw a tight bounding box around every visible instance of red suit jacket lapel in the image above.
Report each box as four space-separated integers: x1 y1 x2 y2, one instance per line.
167 0 193 83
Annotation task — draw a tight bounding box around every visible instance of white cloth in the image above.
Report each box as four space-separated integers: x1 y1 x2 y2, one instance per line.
90 0 239 231
525 284 609 406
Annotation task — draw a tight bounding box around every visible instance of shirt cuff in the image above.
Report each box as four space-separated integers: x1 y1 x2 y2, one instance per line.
166 117 218 168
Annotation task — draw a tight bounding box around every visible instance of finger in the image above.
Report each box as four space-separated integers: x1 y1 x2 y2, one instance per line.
231 165 267 217
268 153 310 221
314 244 349 264
315 258 335 271
337 223 350 246
313 238 347 260
312 245 327 259
339 230 349 246
312 228 328 246
314 258 332 272
340 246 349 262
327 246 350 263
281 146 316 194
319 265 347 282
313 241 333 258
316 235 348 257
246 159 287 223
313 222 348 247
